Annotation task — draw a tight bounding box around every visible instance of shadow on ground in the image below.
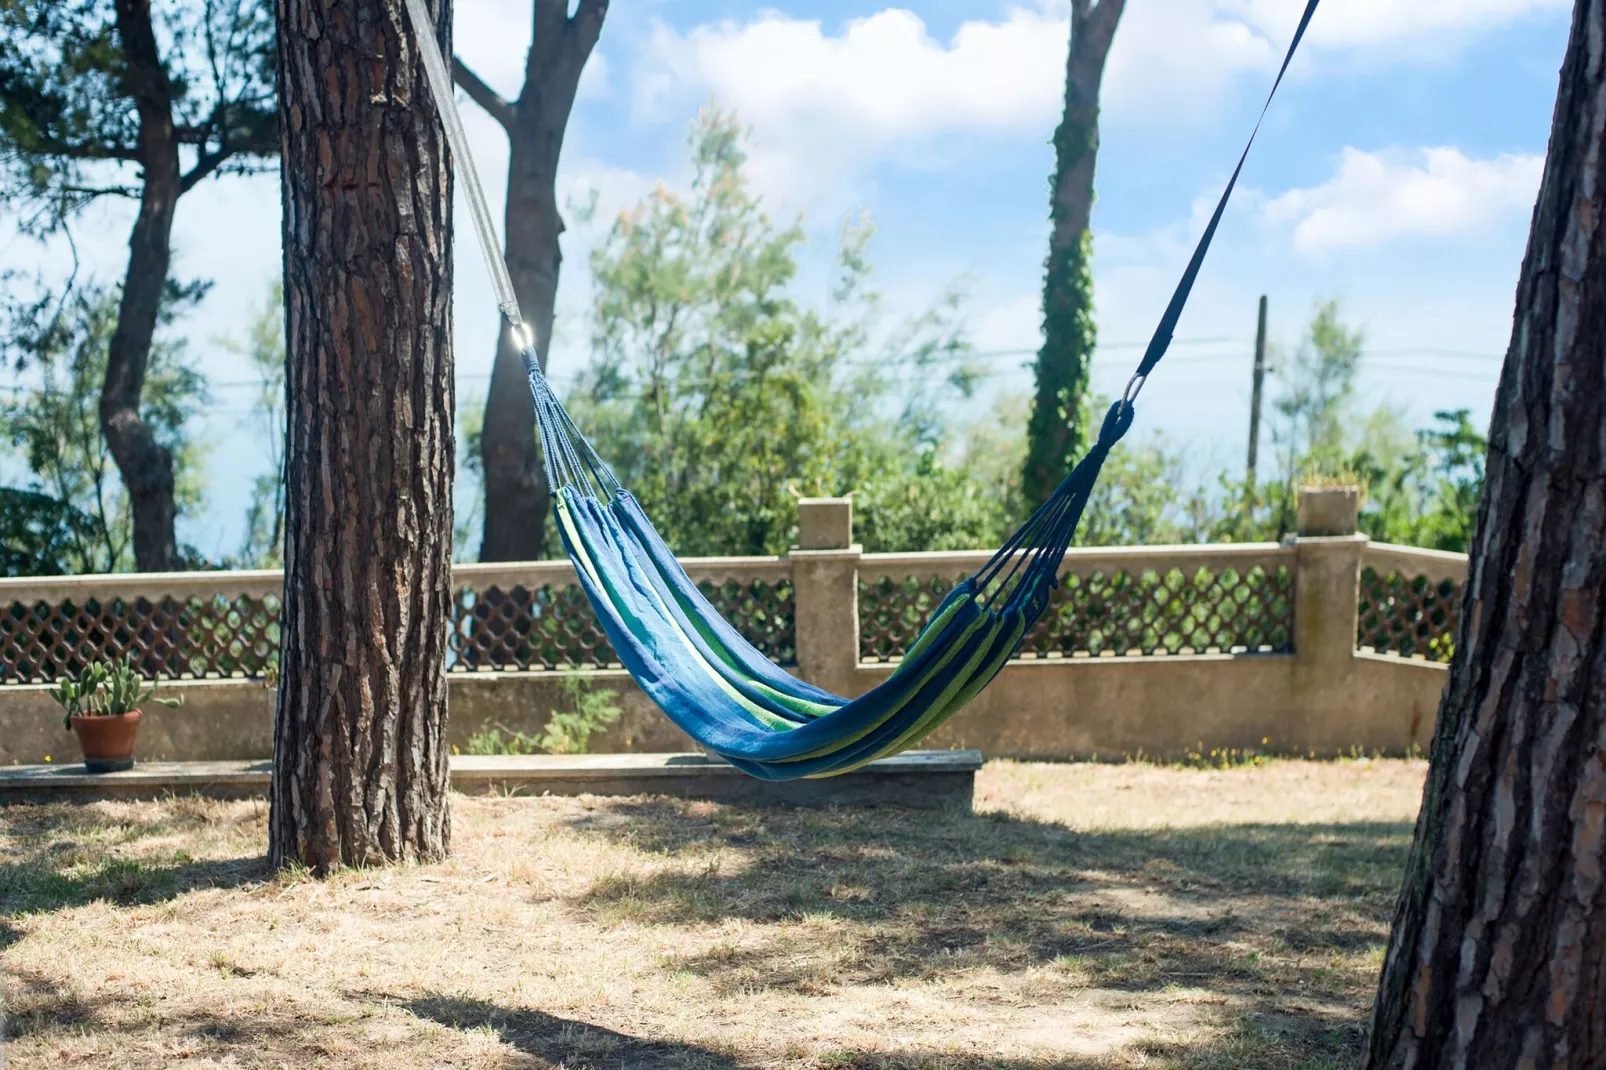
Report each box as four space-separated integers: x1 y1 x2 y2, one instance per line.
0 798 268 916
397 992 748 1069
558 797 1404 1066
0 789 1404 1068
391 990 1349 1070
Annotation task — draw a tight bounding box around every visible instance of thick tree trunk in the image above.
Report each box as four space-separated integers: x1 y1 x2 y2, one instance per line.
270 0 455 873
1023 0 1124 508
457 0 606 562
1363 2 1606 1063
103 0 182 572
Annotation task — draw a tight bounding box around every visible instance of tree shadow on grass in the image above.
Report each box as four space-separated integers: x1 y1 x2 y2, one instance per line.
1 852 268 916
1 798 269 918
391 990 1359 1070
390 991 1158 1070
559 797 1407 1051
2 969 96 1040
6 967 370 1063
394 991 747 1070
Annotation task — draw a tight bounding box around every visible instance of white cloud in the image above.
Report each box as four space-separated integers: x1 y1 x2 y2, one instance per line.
454 0 532 101
635 0 1572 135
1226 0 1570 50
1102 0 1276 120
631 3 1065 209
453 0 612 107
635 1 1280 142
1266 147 1543 252
629 0 1566 212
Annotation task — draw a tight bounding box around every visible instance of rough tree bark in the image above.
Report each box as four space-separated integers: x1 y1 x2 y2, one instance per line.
1363 2 1606 1063
453 0 607 562
102 0 185 573
1023 0 1125 509
270 0 455 872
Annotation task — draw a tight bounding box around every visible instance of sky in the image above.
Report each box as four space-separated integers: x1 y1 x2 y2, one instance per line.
0 0 1574 560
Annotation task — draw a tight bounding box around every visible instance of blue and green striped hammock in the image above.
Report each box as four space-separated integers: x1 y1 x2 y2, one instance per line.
403 0 1320 779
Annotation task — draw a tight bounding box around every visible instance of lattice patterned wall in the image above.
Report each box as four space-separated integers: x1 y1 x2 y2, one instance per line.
448 575 796 672
1357 567 1462 663
0 594 281 684
2 551 1462 683
859 563 1295 662
0 572 797 684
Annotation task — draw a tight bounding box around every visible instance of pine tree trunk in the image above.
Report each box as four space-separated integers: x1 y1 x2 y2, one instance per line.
464 0 607 563
102 0 182 572
1023 0 1124 508
269 0 455 873
1363 2 1606 1062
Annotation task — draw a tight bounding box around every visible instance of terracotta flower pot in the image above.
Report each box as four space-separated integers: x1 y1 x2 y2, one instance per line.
69 710 142 773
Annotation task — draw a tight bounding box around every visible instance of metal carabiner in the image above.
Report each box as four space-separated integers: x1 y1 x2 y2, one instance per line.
1121 372 1148 408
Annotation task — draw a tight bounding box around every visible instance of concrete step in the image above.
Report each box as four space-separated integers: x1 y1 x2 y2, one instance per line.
0 750 982 810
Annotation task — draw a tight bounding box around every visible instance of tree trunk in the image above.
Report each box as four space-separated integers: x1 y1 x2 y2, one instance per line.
457 0 606 562
1363 2 1606 1063
270 0 455 873
1023 0 1124 509
102 0 182 572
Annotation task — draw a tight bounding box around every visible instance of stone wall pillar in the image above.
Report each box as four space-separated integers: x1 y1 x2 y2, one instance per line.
789 498 861 696
1291 486 1368 748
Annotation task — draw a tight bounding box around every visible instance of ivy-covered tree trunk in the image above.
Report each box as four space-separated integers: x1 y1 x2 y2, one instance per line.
453 0 607 562
269 0 455 873
1023 0 1124 509
1362 1 1606 1062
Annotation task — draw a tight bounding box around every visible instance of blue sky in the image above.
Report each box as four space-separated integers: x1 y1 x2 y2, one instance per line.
1 0 1573 559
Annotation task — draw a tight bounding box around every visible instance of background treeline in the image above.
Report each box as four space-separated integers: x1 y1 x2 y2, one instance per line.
1 109 1484 576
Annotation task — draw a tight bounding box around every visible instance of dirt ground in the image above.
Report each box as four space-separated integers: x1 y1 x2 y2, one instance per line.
1 758 1427 1069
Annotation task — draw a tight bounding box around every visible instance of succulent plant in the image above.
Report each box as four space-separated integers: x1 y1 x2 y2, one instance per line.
51 657 182 730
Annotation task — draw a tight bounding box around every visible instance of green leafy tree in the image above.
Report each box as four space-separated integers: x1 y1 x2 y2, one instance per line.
0 284 209 573
221 280 285 568
1065 301 1484 551
0 487 94 576
1078 432 1189 547
1357 409 1487 551
0 0 276 570
576 106 996 556
1272 299 1366 474
854 452 1014 554
454 399 486 563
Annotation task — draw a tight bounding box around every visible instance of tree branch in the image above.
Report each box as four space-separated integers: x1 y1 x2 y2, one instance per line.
10 130 142 163
59 182 140 200
179 149 227 194
571 0 611 51
452 56 514 131
1085 0 1126 54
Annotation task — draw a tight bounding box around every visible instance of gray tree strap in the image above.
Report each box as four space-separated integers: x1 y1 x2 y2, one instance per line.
400 0 530 345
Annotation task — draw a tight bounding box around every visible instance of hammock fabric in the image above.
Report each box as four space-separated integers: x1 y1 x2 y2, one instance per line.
401 0 1320 780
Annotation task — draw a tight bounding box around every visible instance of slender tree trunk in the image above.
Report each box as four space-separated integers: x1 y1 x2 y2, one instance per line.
1363 2 1606 1062
1023 0 1124 509
270 0 455 873
455 0 606 562
102 0 182 572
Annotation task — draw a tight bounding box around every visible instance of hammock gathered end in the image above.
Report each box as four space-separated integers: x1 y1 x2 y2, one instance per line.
399 0 1321 779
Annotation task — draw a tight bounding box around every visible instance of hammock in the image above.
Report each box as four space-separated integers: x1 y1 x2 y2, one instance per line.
401 0 1320 779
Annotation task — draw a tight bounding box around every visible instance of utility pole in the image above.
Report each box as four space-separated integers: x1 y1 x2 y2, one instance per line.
1246 294 1268 486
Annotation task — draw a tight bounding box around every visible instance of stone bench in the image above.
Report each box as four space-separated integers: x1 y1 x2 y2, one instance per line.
0 750 982 810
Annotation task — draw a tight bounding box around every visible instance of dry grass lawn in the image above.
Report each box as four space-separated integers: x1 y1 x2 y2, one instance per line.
1 758 1426 1069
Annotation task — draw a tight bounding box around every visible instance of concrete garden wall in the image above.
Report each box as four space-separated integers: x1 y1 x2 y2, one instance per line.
0 489 1460 765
